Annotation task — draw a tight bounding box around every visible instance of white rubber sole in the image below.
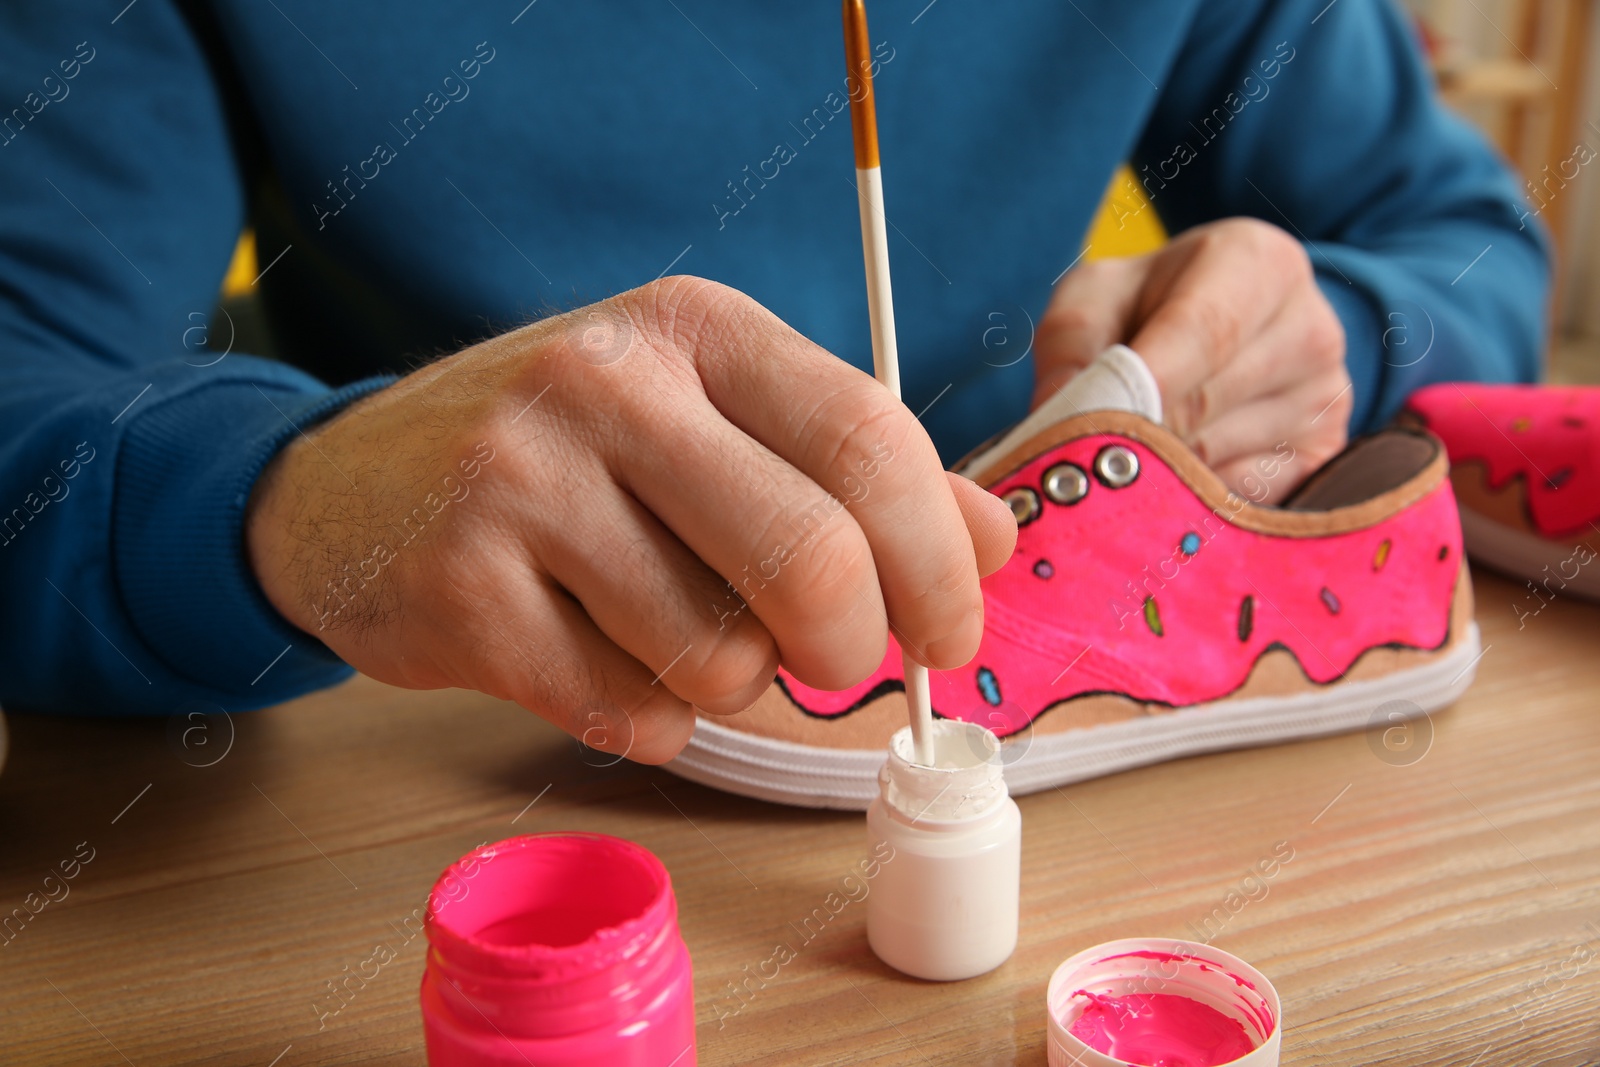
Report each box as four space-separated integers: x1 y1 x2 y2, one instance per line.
667 623 1483 809
1460 508 1600 600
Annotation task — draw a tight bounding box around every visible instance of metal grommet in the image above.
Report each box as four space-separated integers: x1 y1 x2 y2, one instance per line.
1041 462 1089 506
1093 444 1140 488
1002 486 1041 526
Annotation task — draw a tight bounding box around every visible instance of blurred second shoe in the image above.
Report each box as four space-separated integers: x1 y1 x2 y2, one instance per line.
1405 383 1600 602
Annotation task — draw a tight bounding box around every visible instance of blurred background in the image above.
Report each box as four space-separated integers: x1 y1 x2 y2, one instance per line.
1401 0 1600 383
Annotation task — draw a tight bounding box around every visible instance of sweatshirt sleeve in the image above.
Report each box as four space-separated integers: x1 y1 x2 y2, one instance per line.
1133 0 1551 432
0 1 389 715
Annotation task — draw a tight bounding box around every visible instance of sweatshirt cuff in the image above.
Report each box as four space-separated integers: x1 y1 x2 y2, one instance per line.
113 367 396 708
1314 267 1384 434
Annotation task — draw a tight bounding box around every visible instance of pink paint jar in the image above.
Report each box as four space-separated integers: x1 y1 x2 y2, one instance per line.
1046 938 1281 1067
420 833 695 1067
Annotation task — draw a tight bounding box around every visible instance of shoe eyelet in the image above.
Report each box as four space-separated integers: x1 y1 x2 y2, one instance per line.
1094 444 1140 488
1002 486 1041 526
1042 462 1089 505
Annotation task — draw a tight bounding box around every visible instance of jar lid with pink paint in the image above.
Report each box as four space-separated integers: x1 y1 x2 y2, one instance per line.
1046 937 1282 1067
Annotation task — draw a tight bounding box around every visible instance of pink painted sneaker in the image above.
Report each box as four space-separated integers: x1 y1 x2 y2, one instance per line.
1403 383 1600 604
671 350 1481 808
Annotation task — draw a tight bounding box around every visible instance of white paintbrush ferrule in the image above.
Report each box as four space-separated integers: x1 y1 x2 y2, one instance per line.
855 166 901 398
855 164 935 767
901 658 935 766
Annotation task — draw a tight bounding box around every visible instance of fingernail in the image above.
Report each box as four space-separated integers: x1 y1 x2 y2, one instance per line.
923 605 983 668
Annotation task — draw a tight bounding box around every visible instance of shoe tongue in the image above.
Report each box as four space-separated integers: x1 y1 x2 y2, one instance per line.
958 344 1163 482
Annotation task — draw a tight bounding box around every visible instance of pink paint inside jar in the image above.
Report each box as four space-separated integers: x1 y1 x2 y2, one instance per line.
1047 939 1281 1067
1069 991 1255 1067
420 833 695 1067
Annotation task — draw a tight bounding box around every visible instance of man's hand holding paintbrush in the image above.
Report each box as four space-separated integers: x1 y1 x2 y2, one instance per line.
246 278 1016 764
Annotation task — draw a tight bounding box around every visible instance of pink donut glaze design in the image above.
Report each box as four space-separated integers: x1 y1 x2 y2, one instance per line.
779 430 1461 734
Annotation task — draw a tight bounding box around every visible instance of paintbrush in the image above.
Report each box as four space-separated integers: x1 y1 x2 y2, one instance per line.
842 0 936 767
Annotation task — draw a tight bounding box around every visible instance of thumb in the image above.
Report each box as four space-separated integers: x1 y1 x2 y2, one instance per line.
1030 255 1150 410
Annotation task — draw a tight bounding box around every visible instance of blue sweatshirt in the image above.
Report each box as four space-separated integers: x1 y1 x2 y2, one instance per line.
0 0 1547 716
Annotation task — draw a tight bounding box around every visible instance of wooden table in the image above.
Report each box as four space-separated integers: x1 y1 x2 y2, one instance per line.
3 570 1597 1066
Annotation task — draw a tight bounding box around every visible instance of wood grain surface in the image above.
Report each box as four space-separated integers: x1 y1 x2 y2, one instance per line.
2 570 1596 1066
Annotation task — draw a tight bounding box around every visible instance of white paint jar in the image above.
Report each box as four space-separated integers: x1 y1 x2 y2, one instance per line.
865 720 1021 981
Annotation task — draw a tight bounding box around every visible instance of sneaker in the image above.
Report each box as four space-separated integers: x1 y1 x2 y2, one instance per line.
670 348 1482 808
1403 383 1600 604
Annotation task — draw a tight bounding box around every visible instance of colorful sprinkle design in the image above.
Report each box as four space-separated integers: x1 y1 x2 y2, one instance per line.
977 666 1002 707
1143 596 1164 637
